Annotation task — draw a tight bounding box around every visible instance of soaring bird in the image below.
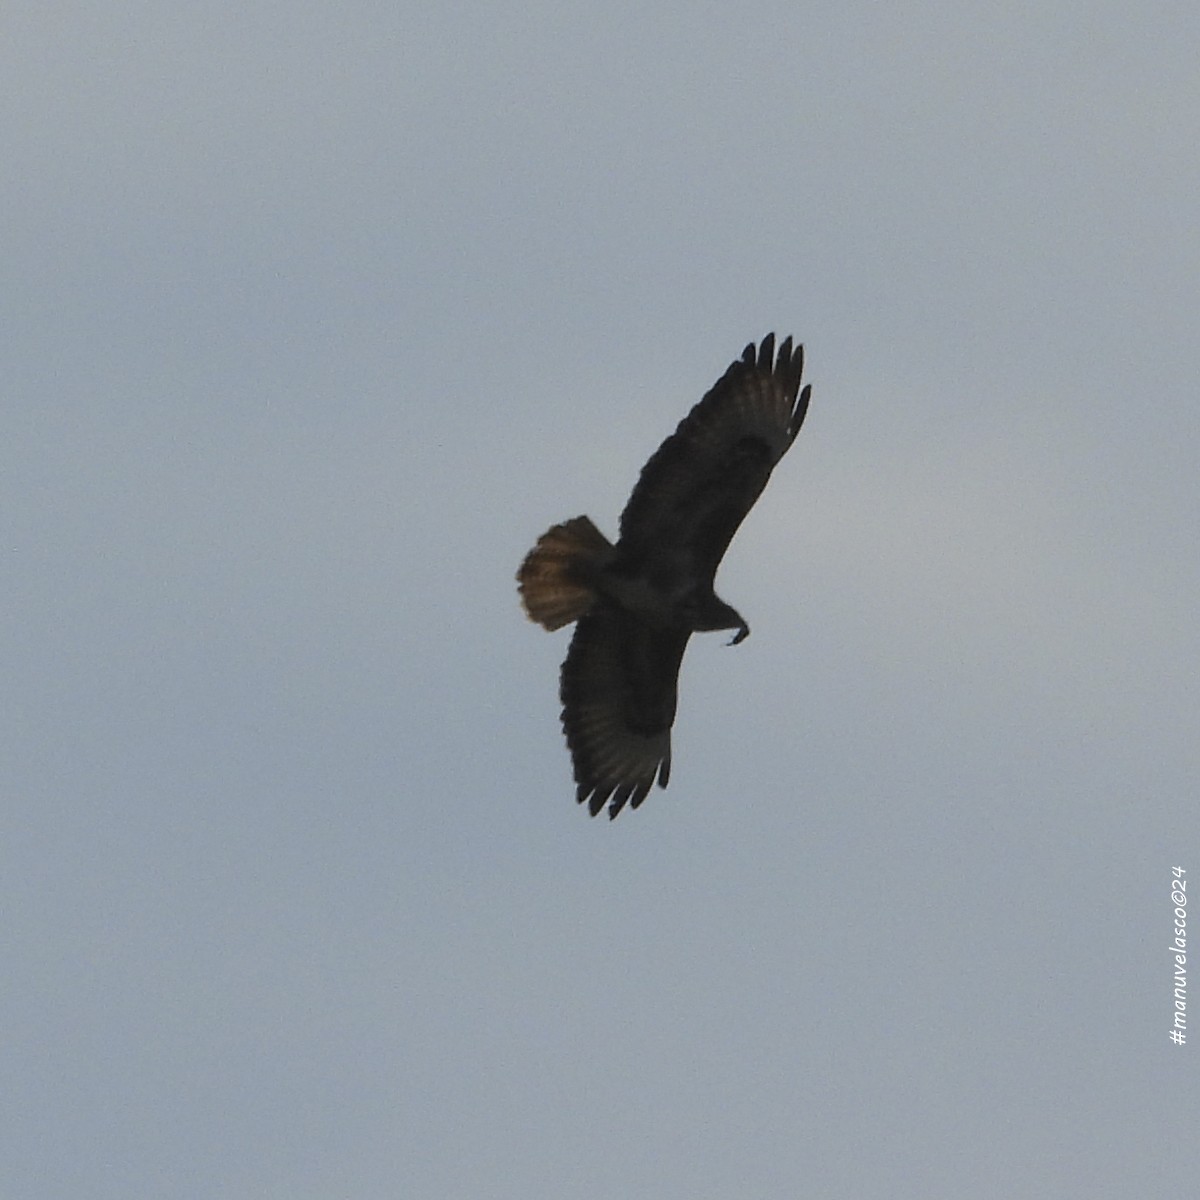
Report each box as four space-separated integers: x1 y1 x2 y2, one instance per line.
518 334 811 818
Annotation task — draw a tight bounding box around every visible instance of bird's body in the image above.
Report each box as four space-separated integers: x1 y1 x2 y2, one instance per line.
518 334 811 817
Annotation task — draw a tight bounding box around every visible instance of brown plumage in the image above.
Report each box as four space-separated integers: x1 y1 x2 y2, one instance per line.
518 334 812 818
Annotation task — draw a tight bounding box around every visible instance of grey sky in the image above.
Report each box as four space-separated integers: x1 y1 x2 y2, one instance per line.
4 3 1198 1197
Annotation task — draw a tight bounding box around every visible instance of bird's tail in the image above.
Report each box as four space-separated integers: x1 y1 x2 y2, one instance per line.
517 516 613 631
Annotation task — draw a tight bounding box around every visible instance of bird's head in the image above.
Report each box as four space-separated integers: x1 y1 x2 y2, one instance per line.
689 593 749 645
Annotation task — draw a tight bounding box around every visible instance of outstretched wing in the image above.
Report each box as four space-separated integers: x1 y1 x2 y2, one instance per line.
618 333 810 578
559 601 690 819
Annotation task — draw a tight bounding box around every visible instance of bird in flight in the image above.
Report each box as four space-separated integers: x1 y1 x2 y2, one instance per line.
518 334 812 818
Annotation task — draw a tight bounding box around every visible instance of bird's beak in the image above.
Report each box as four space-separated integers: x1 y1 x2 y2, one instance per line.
728 623 750 646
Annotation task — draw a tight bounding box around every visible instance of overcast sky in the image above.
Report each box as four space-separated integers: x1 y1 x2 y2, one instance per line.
4 3 1198 1197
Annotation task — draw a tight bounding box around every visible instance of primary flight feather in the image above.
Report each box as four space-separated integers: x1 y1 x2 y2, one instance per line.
518 334 812 818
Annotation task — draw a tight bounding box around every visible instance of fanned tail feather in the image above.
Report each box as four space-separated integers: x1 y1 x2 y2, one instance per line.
517 517 613 631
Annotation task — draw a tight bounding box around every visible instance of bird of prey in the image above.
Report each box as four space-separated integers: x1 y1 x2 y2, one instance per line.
518 334 812 818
